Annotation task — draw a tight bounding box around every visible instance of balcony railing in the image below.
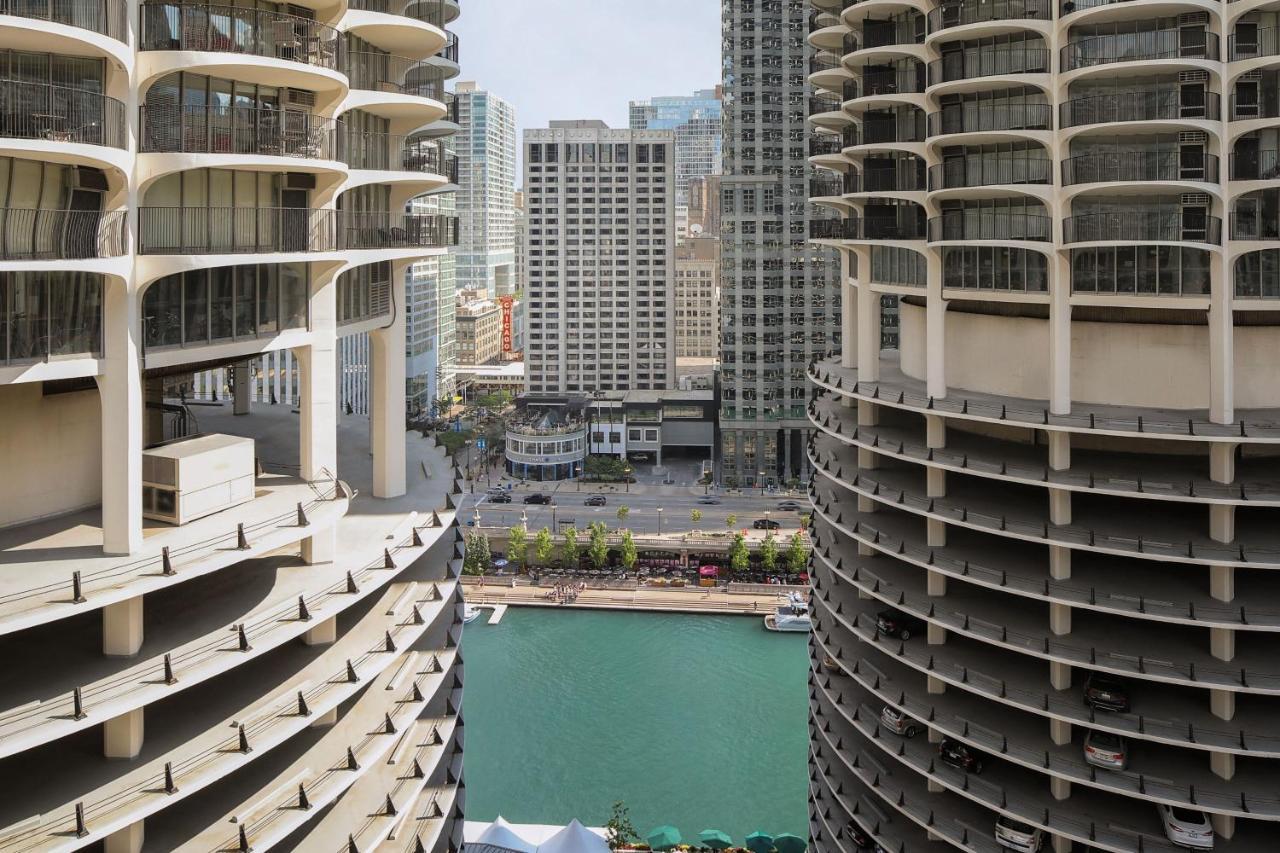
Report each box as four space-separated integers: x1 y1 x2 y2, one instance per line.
809 94 843 116
928 157 1052 190
1230 212 1280 240
845 166 926 192
346 52 445 98
348 0 455 27
809 216 926 240
809 51 842 74
808 8 840 31
1060 90 1220 128
1063 211 1222 244
338 212 458 249
439 31 459 63
846 117 928 146
928 0 1051 32
1229 93 1280 121
140 103 339 159
810 177 845 197
137 207 337 254
929 212 1052 242
0 208 125 259
1061 151 1219 185
140 3 342 71
0 79 126 148
1230 149 1280 181
0 0 125 41
929 46 1049 84
1228 28 1279 61
1061 30 1219 71
345 131 457 177
809 135 844 156
927 102 1052 136
843 32 860 54
861 68 925 96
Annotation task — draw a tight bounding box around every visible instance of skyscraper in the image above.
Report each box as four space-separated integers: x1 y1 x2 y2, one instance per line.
630 87 724 206
523 121 677 394
719 0 842 488
455 81 518 296
806 0 1280 850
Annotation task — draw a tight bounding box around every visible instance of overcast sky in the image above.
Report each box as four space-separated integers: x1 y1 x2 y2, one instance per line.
452 0 721 141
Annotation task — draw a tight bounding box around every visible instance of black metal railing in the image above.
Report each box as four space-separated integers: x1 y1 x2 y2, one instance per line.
1228 27 1279 61
338 212 457 249
810 135 844 156
810 51 842 74
1061 151 1219 185
809 94 843 116
928 212 1052 242
848 117 928 146
137 207 337 254
809 8 840 31
140 3 342 70
843 79 860 101
1060 90 1220 128
811 177 846 197
810 216 926 240
1230 149 1280 181
929 47 1049 84
1229 93 1280 121
0 0 125 40
928 158 1052 190
810 219 852 240
1062 30 1219 71
845 166 926 192
843 32 860 54
1230 211 1280 241
927 102 1052 136
1063 212 1222 244
0 79 126 148
348 0 455 27
861 68 925 96
346 52 445 98
928 0 1051 32
439 31 459 63
0 208 125 259
140 103 339 159
344 131 456 178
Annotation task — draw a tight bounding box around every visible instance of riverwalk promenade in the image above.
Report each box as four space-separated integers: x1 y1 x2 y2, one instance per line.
460 577 806 616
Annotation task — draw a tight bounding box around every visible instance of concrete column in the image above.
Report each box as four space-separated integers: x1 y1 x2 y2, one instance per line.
841 250 859 371
925 253 947 400
1210 505 1235 543
927 622 947 645
1049 255 1072 414
1049 489 1071 526
1211 627 1236 662
144 376 165 445
371 329 407 498
1210 442 1237 484
1211 749 1236 781
1208 254 1234 425
1051 834 1072 853
928 570 947 596
296 337 337 484
928 725 943 744
927 518 946 547
1047 431 1070 470
927 675 946 694
1050 661 1072 691
1210 565 1235 602
233 361 251 416
103 597 144 657
301 527 336 565
104 707 144 759
1211 688 1235 721
1049 717 1071 746
926 414 946 498
857 399 878 427
857 541 876 558
97 279 143 556
854 248 879 380
303 616 337 646
104 820 144 853
1049 545 1071 580
310 707 338 728
1211 814 1236 840
1050 602 1072 636
1050 775 1071 801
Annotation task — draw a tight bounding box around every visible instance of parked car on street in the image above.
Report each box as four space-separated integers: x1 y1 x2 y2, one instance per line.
1083 729 1128 770
488 493 512 504
995 816 1043 852
937 737 985 773
880 705 919 737
875 608 927 641
1156 804 1214 849
753 518 781 529
1083 672 1131 712
584 495 606 506
523 493 553 505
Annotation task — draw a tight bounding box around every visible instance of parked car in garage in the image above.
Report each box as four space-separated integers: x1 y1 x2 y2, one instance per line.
937 737 984 773
1083 672 1131 712
1083 729 1128 770
1156 804 1214 849
995 816 1043 852
880 705 919 737
875 608 927 641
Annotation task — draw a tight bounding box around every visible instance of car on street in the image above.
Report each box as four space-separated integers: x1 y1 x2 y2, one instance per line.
584 495 606 506
523 493 553 505
1083 729 1128 770
875 608 927 641
697 496 721 505
1156 804 1214 849
485 487 506 497
1083 672 1131 712
937 737 985 773
995 816 1043 852
776 501 804 512
880 705 919 737
753 518 781 529
488 493 512 504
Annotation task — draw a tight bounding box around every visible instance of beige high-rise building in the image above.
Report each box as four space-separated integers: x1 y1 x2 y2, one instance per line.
0 1 466 849
674 237 720 359
806 0 1280 851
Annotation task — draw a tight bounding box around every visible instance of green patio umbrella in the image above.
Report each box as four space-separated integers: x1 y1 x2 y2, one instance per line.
745 831 774 853
772 834 807 853
647 826 682 851
699 830 734 850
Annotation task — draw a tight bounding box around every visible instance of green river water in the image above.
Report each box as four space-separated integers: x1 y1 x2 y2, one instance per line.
460 607 810 842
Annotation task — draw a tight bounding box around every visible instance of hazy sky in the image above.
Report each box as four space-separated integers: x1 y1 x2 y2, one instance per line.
452 0 721 140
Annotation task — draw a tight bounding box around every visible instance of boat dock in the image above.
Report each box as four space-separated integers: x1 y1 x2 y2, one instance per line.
462 583 798 617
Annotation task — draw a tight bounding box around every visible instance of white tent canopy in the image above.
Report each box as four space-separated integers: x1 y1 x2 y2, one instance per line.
537 819 612 853
470 816 538 853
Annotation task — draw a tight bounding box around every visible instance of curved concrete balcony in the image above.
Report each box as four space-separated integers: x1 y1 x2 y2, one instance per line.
1062 151 1220 187
926 0 1052 39
1060 30 1221 74
927 157 1052 193
0 80 130 174
347 0 459 27
927 211 1052 243
926 46 1050 91
0 4 130 72
1230 210 1280 242
810 215 927 242
0 0 125 42
343 54 447 123
1060 90 1222 132
843 165 927 195
1062 212 1223 247
0 208 127 261
137 206 337 256
342 133 457 193
927 104 1053 139
338 211 457 252
1228 28 1280 68
808 356 1280 443
1229 149 1280 183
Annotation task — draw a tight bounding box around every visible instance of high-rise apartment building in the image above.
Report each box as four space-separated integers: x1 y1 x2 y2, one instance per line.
675 236 721 359
688 174 723 237
409 183 462 417
0 1 466 849
719 0 842 488
455 81 517 296
513 189 528 294
630 88 724 206
523 121 677 393
805 1 1280 852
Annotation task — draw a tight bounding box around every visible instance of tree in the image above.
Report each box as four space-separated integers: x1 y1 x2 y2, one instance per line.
760 532 779 573
620 529 638 574
729 532 750 575
787 531 809 575
605 801 638 851
690 509 703 528
507 525 527 570
463 531 491 576
615 505 630 526
533 527 554 567
725 513 737 530
588 521 610 569
561 526 580 568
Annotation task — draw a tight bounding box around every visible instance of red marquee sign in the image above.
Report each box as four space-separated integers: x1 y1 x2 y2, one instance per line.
499 295 514 353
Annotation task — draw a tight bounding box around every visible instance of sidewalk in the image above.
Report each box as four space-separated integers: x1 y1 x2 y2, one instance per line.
463 581 795 617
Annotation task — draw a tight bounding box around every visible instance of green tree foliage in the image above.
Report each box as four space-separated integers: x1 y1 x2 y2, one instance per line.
760 532 778 573
787 531 809 575
561 526 580 568
725 513 737 530
605 801 638 851
463 531 491 576
588 521 610 569
507 525 527 569
584 454 630 481
533 527 554 566
729 532 750 574
620 530 638 573
690 509 703 529
615 505 630 526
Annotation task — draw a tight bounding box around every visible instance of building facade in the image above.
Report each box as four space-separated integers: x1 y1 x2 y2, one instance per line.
456 296 503 365
523 121 677 394
630 87 724 208
675 236 721 359
719 0 842 489
688 174 723 237
806 1 1280 852
513 188 527 295
455 81 517 297
0 1 466 849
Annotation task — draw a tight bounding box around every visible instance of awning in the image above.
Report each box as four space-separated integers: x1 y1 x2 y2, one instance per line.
699 565 719 577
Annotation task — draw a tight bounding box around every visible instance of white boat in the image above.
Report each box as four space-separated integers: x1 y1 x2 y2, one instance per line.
464 604 483 624
764 592 812 632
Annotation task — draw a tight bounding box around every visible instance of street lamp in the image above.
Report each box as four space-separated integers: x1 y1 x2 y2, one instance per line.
759 470 767 497
473 508 481 529
576 462 583 491
656 506 664 536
